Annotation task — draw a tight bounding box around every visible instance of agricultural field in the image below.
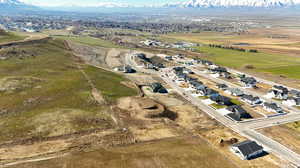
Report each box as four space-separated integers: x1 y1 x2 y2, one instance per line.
0 38 137 143
194 46 300 70
164 29 300 82
165 28 300 52
8 137 237 168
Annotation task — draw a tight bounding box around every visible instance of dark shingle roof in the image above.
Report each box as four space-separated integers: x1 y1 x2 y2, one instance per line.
242 94 260 102
232 140 263 156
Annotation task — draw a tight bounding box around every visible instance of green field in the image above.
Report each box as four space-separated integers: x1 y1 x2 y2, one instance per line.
0 31 26 43
9 137 236 168
194 46 300 79
53 35 121 48
0 39 137 143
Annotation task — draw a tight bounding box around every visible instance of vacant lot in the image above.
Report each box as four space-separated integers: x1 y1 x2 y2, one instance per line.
0 31 26 43
260 124 300 154
0 38 137 143
53 35 121 48
8 137 237 168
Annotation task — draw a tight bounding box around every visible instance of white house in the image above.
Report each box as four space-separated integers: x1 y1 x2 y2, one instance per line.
283 98 300 107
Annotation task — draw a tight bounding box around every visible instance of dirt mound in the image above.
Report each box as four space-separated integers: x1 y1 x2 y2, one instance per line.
117 97 167 120
0 76 43 93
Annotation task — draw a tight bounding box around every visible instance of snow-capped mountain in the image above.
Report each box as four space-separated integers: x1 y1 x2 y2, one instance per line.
0 0 38 10
0 0 25 6
165 0 300 8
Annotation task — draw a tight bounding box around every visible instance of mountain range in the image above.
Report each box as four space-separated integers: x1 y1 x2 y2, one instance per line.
1 0 300 10
0 0 37 10
165 0 300 8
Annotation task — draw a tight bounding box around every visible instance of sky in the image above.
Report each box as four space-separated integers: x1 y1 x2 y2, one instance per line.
20 0 186 7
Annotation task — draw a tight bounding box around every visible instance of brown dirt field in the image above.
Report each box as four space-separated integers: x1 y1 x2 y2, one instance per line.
193 112 283 168
260 125 300 155
7 137 238 168
143 90 282 167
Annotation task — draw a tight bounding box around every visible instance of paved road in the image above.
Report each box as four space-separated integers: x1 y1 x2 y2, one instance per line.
125 54 300 166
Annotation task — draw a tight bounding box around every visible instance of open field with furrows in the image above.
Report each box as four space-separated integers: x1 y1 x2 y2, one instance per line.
8 137 238 168
0 31 26 43
0 38 137 143
164 28 300 52
52 35 121 48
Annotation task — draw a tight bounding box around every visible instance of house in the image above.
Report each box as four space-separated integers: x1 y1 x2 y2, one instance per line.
221 72 232 79
190 80 203 87
226 105 248 121
265 90 288 100
143 40 161 47
226 88 244 97
273 85 288 94
165 55 173 61
210 95 232 106
135 53 148 60
150 83 168 94
210 66 227 74
217 84 228 90
240 77 257 88
283 97 300 107
175 73 187 81
124 65 136 73
114 65 136 73
289 90 300 98
263 102 283 113
231 140 264 160
200 60 213 66
206 89 219 97
242 94 262 106
182 67 193 74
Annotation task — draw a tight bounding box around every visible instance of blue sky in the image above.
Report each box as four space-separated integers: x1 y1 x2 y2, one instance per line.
21 0 186 6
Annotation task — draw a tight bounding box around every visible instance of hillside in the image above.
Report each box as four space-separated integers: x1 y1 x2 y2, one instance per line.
0 38 137 143
0 30 25 43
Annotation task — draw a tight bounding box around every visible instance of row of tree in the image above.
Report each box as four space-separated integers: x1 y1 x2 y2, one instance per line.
208 44 258 53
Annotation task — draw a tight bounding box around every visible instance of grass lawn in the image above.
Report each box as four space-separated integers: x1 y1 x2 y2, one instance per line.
198 96 209 99
0 31 26 43
0 39 137 143
230 99 243 106
210 103 226 109
9 137 237 168
53 35 121 48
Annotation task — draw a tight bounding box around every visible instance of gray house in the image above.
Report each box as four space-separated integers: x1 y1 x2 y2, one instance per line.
150 83 168 94
231 140 264 160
